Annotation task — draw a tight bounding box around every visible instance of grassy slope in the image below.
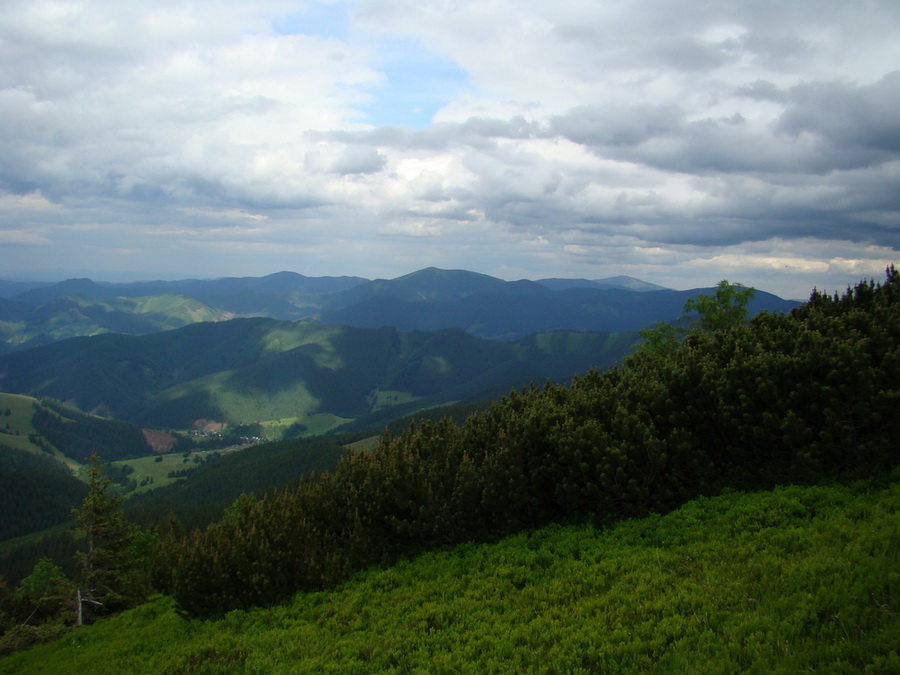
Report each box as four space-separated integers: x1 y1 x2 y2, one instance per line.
0 393 43 454
109 448 227 495
0 393 81 472
4 478 897 673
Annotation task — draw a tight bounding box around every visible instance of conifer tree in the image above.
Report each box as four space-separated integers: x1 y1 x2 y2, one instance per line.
72 454 145 623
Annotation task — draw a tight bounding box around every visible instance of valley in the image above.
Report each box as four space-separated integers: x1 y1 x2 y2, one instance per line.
0 267 797 441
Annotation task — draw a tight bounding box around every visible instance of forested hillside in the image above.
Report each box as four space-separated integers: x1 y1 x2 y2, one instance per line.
0 320 636 433
156 270 898 616
0 447 87 542
0 393 196 576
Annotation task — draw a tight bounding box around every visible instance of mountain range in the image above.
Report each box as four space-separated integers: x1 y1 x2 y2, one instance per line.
0 267 797 352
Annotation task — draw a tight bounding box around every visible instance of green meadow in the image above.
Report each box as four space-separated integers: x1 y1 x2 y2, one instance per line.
109 449 226 495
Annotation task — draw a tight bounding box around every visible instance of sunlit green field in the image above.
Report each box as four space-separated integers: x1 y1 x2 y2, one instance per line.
4 478 897 674
109 449 226 494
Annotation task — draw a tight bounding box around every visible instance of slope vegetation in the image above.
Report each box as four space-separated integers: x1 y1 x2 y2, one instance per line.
2 479 896 673
0 392 193 552
1 272 894 669
0 294 230 354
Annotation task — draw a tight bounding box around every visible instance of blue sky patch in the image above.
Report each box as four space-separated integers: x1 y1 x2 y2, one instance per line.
272 1 351 40
356 36 472 129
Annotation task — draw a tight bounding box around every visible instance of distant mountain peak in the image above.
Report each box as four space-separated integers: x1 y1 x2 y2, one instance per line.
398 267 496 281
343 267 510 304
14 277 110 303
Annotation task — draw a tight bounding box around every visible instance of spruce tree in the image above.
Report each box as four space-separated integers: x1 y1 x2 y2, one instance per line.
72 454 144 623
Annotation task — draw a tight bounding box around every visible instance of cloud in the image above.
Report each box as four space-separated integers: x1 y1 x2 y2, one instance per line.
328 146 387 175
777 72 900 159
0 0 897 298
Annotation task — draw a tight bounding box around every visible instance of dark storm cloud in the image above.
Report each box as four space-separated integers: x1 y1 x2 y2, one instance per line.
777 72 900 158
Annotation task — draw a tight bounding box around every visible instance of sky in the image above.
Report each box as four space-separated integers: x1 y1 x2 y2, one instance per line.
1 0 899 299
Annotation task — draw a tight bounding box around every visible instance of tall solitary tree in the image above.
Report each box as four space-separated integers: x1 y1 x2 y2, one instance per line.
683 279 756 334
634 280 757 358
72 454 145 623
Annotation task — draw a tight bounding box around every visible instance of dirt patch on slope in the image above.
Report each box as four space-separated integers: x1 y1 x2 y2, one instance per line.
142 428 179 454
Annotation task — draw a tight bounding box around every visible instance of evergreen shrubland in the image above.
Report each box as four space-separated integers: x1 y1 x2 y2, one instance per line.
159 269 900 616
3 478 897 672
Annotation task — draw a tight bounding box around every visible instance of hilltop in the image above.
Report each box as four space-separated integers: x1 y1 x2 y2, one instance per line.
0 267 799 440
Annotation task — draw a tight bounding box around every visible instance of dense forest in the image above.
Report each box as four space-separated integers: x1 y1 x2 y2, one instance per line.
1 269 897 662
0 447 87 542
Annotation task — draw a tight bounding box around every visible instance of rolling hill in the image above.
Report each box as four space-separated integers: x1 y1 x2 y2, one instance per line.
0 272 894 667
0 391 198 550
0 272 366 352
318 268 798 339
0 392 184 467
0 318 637 433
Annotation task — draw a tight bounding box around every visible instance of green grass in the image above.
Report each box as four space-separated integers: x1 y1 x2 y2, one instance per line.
210 379 320 429
279 413 351 437
3 478 897 673
154 371 325 432
154 375 400 438
111 450 225 495
0 293 229 354
0 393 41 454
259 324 344 363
